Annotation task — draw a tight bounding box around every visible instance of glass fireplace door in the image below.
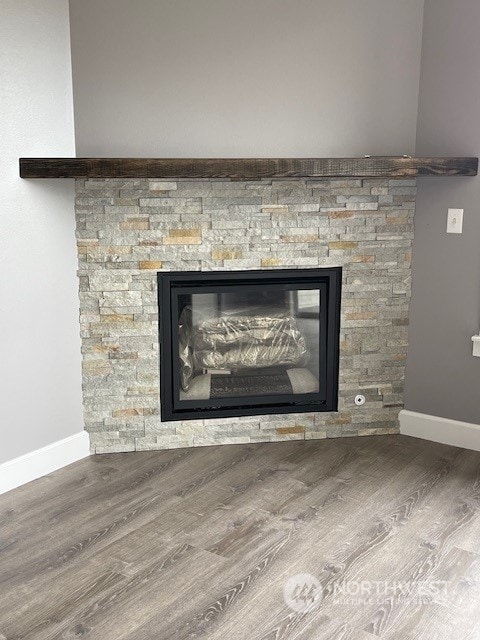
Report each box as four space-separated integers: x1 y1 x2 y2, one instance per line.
158 268 341 421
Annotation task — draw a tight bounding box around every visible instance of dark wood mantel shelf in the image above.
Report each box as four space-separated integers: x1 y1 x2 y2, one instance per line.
19 156 478 179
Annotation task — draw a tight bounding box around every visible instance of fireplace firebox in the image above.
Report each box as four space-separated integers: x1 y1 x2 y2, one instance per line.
158 268 341 421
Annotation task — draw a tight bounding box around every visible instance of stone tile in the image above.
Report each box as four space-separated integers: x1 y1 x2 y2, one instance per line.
77 177 414 453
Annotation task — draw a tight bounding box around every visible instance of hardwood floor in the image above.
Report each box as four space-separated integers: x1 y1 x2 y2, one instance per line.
1 435 480 639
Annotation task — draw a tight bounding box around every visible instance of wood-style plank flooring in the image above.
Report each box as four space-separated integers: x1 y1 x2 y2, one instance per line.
1 435 480 639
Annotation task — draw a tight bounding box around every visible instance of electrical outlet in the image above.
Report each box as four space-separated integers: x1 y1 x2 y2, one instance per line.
472 336 480 357
447 208 464 234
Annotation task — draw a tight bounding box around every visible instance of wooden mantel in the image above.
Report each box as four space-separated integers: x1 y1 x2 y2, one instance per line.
19 156 478 179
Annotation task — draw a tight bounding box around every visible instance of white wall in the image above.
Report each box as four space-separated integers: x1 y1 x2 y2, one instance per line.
0 0 84 464
69 0 425 157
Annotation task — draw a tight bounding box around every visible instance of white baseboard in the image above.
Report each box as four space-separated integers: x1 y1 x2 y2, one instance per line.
0 431 90 495
399 410 480 451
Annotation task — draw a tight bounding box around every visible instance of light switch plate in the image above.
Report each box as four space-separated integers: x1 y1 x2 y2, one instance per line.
447 208 464 234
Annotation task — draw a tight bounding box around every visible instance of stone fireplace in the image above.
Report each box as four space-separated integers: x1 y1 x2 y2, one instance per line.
158 267 341 421
76 176 414 453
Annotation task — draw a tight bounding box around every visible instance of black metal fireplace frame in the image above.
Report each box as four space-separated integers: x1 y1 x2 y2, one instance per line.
157 268 341 421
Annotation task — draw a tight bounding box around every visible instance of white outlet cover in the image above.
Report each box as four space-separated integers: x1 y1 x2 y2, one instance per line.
447 208 464 234
472 335 480 357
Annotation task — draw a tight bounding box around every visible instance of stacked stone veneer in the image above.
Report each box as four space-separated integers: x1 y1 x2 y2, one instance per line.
75 177 415 453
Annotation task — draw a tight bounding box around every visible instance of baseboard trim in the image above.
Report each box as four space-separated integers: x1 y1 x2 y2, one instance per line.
0 432 90 495
399 410 480 451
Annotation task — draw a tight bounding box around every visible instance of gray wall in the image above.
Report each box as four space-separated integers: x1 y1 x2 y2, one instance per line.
405 0 480 423
69 0 424 157
0 0 83 464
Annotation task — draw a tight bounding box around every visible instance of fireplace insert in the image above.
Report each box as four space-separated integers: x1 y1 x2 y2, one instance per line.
157 268 341 421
